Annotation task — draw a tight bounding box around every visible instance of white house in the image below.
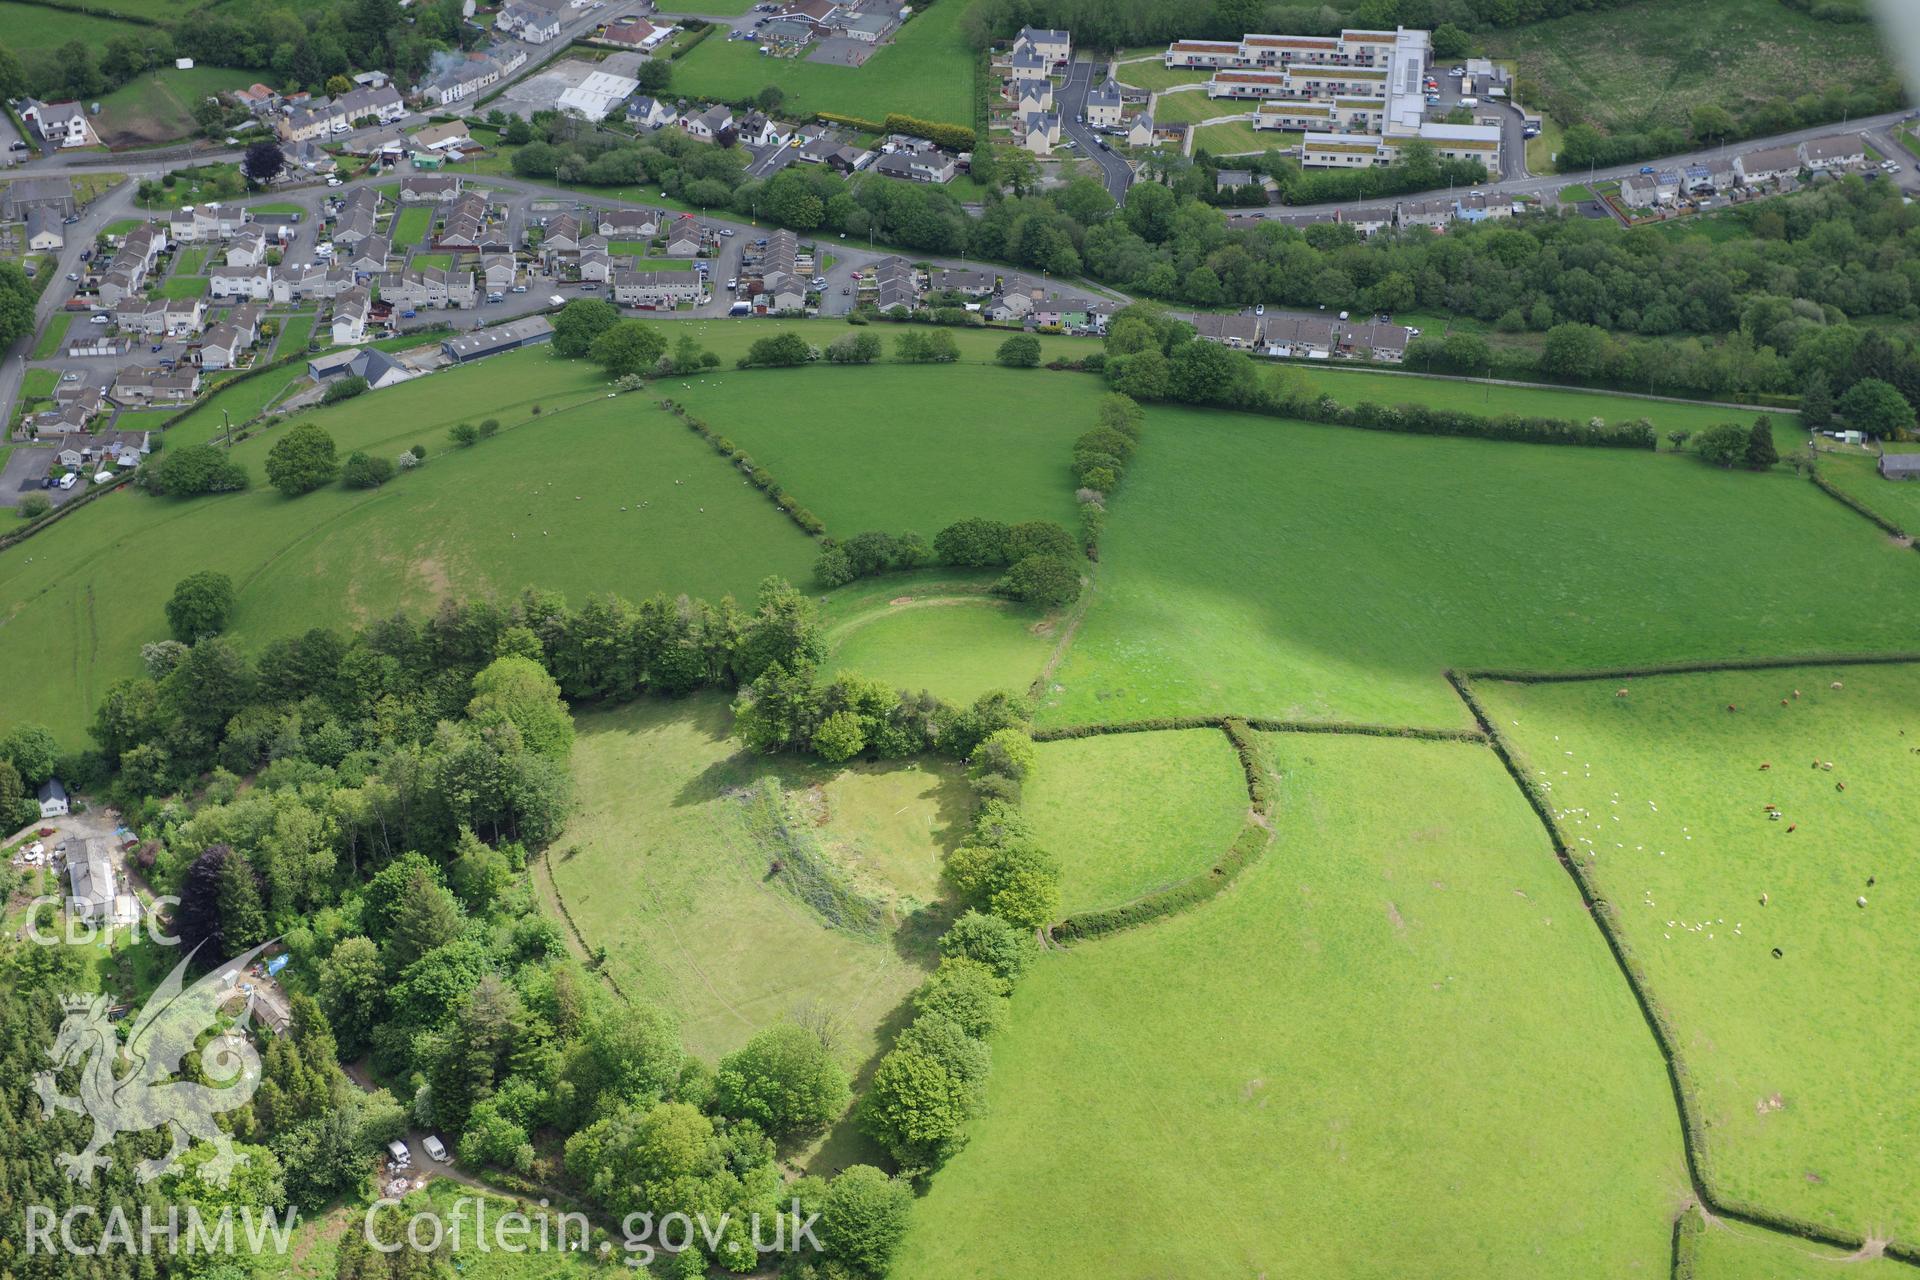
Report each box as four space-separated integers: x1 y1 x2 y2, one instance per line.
20 99 92 148
226 228 271 267
210 266 274 301
37 779 69 818
626 96 677 130
497 0 565 42
331 287 371 344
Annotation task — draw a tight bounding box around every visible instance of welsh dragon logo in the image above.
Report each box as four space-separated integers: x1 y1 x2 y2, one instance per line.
34 942 271 1185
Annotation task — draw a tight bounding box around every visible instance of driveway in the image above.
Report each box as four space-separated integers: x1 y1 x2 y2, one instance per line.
1057 59 1134 201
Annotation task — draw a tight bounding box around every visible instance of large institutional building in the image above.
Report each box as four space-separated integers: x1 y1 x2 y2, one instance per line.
1164 26 1501 172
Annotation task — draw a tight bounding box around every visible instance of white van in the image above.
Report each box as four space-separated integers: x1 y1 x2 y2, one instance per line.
58 473 78 490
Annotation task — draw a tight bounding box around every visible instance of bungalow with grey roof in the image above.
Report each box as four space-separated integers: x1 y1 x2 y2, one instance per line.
683 104 736 143
401 175 463 203
1735 144 1803 185
24 208 63 252
1800 135 1865 170
598 208 661 238
1192 312 1262 348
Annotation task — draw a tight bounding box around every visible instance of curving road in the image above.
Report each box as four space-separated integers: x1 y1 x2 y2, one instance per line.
1056 59 1135 202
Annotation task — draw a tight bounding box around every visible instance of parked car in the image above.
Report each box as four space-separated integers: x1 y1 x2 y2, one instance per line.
718 228 735 237
1254 303 1264 316
385 1140 410 1168
89 315 110 325
422 1135 449 1162
151 343 163 353
810 275 826 287
65 272 78 281
511 284 528 293
580 282 598 290
58 473 78 490
326 176 343 186
1640 165 1656 174
61 371 80 382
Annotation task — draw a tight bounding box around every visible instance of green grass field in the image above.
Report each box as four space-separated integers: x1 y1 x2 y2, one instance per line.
390 206 433 246
1112 58 1214 93
1190 118 1271 157
91 68 260 148
671 0 972 127
668 365 1096 534
1145 87 1219 126
1682 1219 1914 1279
20 369 56 402
1300 364 1778 435
1027 728 1249 913
820 574 1058 706
0 0 146 52
171 246 211 273
1819 450 1920 535
0 349 816 744
1039 408 1920 730
550 693 960 1065
1477 666 1920 1241
409 252 455 272
275 312 316 356
30 312 71 360
1486 0 1892 142
162 367 309 448
898 733 1686 1277
157 274 207 299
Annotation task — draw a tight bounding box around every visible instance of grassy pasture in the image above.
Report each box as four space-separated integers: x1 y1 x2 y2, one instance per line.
1485 0 1893 140
1682 1219 1913 1279
551 693 962 1064
91 68 260 148
1026 728 1249 913
1038 408 1920 730
0 1 146 52
161 367 307 448
0 349 816 744
821 575 1058 706
898 733 1685 1278
1477 666 1920 1241
671 0 973 127
668 365 1096 534
1819 450 1920 535
1300 364 1780 435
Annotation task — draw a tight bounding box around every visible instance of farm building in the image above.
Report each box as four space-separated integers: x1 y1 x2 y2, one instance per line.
1879 454 1920 480
440 316 556 362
